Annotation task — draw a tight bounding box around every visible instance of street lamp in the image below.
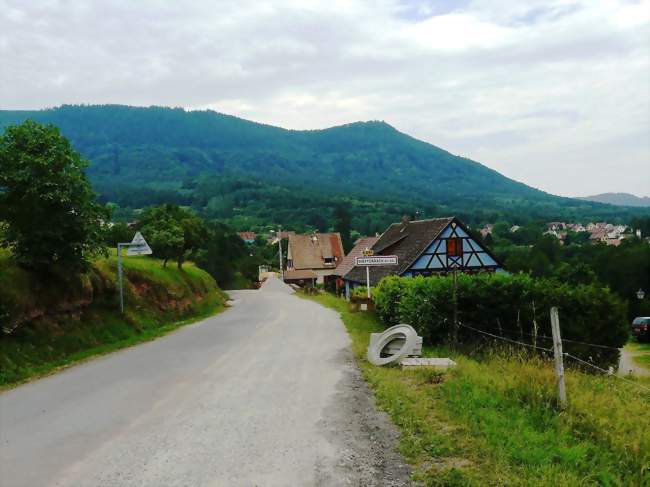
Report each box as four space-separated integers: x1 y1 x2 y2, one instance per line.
637 288 645 300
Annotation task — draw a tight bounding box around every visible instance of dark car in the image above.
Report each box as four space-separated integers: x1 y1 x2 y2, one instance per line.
632 317 650 342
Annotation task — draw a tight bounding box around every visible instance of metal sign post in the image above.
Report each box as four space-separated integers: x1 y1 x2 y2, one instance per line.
117 232 153 313
355 251 399 298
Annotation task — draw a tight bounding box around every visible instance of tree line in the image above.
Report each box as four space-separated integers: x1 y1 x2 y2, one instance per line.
0 121 269 289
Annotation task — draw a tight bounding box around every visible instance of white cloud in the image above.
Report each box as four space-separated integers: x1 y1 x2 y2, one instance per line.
0 0 648 197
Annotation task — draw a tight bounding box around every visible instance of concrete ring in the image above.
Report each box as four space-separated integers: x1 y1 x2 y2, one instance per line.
367 324 418 366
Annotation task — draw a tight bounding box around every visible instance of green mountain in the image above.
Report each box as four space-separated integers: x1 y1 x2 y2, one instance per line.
578 193 650 208
0 105 645 229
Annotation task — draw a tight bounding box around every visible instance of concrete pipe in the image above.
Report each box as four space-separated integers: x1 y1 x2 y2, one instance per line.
367 324 418 366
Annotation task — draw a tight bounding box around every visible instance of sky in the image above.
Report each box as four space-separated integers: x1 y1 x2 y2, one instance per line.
1 0 649 198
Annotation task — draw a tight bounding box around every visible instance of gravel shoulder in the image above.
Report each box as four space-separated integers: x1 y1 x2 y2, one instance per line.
0 276 413 486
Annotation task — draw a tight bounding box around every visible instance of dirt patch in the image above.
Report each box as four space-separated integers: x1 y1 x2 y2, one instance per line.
317 347 418 486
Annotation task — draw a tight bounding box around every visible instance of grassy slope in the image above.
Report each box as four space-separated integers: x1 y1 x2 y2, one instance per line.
0 249 227 388
308 293 650 486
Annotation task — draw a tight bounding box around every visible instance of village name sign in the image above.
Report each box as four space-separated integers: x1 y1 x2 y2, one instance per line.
355 249 398 297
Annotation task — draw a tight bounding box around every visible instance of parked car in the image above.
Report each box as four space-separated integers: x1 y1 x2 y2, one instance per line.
632 317 650 342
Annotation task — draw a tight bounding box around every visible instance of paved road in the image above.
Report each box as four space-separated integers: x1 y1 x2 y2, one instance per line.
0 276 411 487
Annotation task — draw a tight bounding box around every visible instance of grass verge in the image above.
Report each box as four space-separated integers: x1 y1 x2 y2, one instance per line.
0 249 228 389
307 292 650 486
627 342 650 369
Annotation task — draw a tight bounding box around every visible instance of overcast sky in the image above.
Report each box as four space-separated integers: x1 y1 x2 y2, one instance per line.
1 0 648 197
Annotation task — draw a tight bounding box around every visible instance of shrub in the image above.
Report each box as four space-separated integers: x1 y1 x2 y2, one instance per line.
373 273 628 367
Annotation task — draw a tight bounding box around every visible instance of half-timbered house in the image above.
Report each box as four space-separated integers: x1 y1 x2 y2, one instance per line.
342 217 502 295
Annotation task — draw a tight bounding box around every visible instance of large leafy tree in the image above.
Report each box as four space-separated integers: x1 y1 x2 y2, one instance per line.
139 204 207 268
0 121 109 272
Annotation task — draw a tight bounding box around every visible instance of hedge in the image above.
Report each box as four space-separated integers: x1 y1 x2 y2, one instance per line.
373 273 628 367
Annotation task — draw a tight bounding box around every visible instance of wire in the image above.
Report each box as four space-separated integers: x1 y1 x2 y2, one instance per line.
564 353 650 393
460 323 650 393
458 323 554 353
476 324 620 351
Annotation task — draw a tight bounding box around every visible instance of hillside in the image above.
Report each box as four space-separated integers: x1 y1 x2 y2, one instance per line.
1 105 646 226
0 248 227 386
579 192 650 207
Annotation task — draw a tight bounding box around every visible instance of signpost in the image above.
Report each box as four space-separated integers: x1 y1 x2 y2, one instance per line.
117 232 152 313
355 250 398 298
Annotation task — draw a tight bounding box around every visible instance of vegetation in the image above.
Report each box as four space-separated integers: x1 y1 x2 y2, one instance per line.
1 105 647 232
374 273 628 367
0 121 109 272
486 227 650 320
139 204 207 268
0 248 226 387
309 293 650 486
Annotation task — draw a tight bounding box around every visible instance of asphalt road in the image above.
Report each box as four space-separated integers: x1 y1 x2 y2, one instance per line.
0 276 412 487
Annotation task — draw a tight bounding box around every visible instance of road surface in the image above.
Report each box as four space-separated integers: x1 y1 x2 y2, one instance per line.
0 276 412 486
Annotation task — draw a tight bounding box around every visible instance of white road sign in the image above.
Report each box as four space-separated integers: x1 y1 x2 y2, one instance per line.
126 232 153 256
355 255 398 267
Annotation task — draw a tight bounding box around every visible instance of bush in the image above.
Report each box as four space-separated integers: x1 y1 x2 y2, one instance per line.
373 273 628 367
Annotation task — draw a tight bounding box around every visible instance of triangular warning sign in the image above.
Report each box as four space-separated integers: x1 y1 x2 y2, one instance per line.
126 232 153 256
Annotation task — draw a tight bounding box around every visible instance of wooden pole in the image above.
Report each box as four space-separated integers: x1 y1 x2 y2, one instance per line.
532 300 538 348
117 243 124 313
550 307 567 409
452 269 458 344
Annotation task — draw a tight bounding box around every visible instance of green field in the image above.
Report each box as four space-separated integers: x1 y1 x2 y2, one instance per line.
308 293 650 486
0 248 227 388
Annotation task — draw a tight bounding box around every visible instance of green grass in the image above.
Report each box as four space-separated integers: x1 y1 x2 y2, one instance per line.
627 342 650 369
0 249 228 388
307 293 650 486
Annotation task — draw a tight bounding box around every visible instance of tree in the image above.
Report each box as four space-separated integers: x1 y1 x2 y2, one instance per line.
139 204 207 268
0 121 109 272
333 204 353 252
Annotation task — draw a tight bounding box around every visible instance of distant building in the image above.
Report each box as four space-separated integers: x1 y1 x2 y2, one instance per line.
237 231 257 244
342 217 502 296
267 230 295 245
479 224 493 238
285 232 344 285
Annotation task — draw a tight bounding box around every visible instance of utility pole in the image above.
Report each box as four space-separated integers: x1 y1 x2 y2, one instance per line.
117 243 126 313
550 307 567 409
278 226 284 282
117 232 152 314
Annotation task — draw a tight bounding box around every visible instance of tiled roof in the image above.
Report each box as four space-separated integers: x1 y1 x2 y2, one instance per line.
288 233 344 270
344 218 453 286
334 236 380 277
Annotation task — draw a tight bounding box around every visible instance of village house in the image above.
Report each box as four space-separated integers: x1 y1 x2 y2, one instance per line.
267 230 295 245
237 231 257 244
284 232 344 285
479 224 493 238
341 217 502 298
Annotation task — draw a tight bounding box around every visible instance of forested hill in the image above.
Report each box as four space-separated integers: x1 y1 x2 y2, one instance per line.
0 105 644 228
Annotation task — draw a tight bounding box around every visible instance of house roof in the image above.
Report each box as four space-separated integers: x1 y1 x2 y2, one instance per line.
344 218 453 286
237 231 257 241
288 233 344 270
334 236 380 277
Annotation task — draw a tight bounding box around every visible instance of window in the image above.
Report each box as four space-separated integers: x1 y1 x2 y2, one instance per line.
447 238 463 257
